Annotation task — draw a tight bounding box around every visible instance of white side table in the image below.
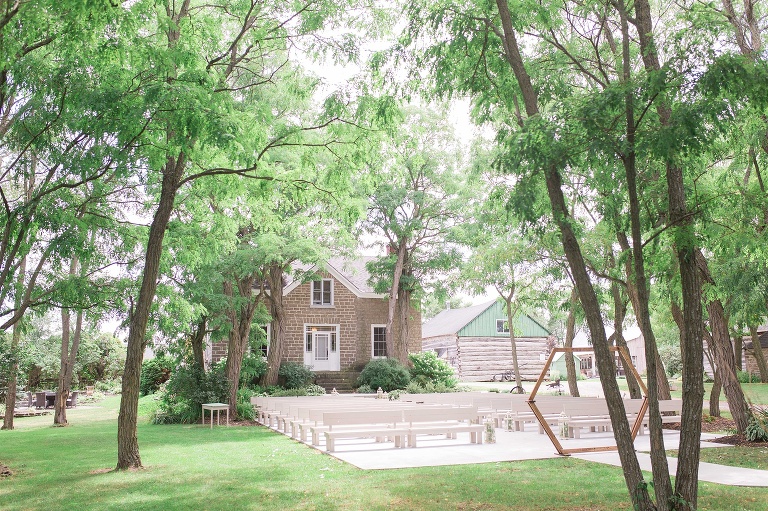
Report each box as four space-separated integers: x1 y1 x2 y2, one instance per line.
202 403 230 429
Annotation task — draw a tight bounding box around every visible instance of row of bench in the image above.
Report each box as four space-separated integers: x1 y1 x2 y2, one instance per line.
253 395 485 452
252 392 684 451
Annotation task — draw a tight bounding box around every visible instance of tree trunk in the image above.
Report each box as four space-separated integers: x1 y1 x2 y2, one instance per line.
504 296 523 390
709 366 721 417
54 257 83 426
494 2 653 507
697 253 751 433
749 325 768 382
2 175 32 431
224 274 258 418
385 243 408 363
262 264 285 387
190 317 207 370
397 288 412 363
117 156 184 470
563 287 580 397
610 279 641 399
2 252 28 430
734 330 743 372
619 232 671 401
633 0 705 504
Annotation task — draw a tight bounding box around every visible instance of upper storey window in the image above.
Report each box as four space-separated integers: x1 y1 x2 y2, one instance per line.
311 279 333 307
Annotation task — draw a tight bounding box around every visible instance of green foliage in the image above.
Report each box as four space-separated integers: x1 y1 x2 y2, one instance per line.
408 351 457 388
304 384 327 396
152 365 230 424
744 406 768 443
278 362 314 389
236 388 258 421
94 378 122 394
357 358 411 392
658 344 683 378
404 380 460 394
355 384 375 394
737 371 760 384
239 353 268 389
140 355 174 396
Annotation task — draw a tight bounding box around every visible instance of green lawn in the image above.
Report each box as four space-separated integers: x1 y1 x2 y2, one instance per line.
1 396 767 511
668 446 768 471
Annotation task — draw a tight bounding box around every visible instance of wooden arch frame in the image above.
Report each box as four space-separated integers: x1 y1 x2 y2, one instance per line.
527 346 649 456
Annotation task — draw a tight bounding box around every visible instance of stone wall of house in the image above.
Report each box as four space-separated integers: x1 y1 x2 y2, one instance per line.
208 270 422 370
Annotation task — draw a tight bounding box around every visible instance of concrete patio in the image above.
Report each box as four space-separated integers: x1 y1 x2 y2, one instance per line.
292 423 768 487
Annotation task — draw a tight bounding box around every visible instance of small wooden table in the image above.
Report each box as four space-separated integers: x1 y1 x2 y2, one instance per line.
202 403 229 429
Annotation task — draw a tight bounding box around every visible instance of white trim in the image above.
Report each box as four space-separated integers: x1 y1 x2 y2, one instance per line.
371 324 387 358
259 323 271 357
303 323 341 371
283 263 386 299
310 278 334 307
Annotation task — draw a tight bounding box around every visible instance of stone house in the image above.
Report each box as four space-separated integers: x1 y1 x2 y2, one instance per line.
422 300 552 381
743 327 768 376
211 257 422 391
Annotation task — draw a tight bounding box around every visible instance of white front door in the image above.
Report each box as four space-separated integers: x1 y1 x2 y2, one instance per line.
304 326 340 371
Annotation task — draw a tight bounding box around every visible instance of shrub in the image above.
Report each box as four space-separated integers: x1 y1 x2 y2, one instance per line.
278 361 314 389
304 384 326 396
357 358 410 392
408 351 457 388
658 343 682 378
405 380 460 394
745 406 768 442
152 364 230 424
737 370 759 384
94 377 122 394
240 353 268 389
355 384 375 394
236 388 257 421
140 355 174 395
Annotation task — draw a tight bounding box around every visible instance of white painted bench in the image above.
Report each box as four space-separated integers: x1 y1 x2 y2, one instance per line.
401 406 484 447
322 410 408 452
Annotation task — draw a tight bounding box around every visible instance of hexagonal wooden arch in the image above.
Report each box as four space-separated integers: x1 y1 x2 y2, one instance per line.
527 346 649 456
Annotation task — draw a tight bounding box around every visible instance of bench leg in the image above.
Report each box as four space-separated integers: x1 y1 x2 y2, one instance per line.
325 435 335 452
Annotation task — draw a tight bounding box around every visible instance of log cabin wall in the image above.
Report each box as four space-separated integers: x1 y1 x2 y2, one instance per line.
456 336 548 381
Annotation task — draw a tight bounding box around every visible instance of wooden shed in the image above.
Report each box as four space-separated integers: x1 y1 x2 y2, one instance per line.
421 300 552 382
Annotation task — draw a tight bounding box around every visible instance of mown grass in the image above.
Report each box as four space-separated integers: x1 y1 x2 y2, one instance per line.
669 446 768 471
1 396 767 511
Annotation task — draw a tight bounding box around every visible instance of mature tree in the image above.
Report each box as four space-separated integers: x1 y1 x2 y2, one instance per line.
0 1 130 423
390 0 737 507
104 0 382 469
363 107 467 363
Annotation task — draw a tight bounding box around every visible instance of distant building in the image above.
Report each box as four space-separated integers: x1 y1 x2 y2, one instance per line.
421 300 551 382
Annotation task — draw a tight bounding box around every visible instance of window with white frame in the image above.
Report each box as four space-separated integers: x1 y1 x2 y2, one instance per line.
311 279 333 306
257 324 270 357
496 319 509 333
372 325 387 358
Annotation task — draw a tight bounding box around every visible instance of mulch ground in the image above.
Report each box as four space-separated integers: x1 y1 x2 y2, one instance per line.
664 415 768 447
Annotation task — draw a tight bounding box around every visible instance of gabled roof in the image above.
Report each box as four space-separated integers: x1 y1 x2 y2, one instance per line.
283 257 384 299
744 327 768 350
422 300 497 338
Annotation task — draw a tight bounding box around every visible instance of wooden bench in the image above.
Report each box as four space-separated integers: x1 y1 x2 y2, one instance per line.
322 410 408 452
401 406 484 447
562 398 647 438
